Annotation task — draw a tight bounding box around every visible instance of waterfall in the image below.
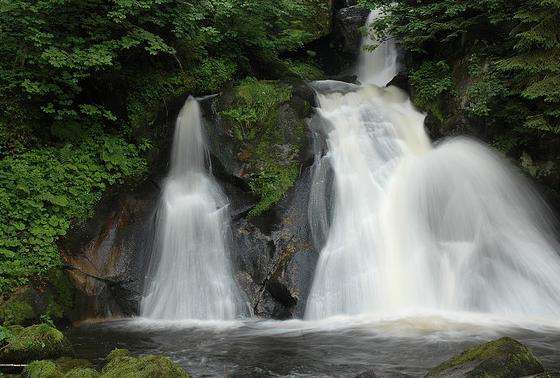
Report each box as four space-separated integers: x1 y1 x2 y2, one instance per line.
357 9 399 87
305 11 560 320
141 97 244 320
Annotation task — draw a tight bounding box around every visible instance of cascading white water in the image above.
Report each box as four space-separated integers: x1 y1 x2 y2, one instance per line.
305 11 560 320
357 9 399 86
141 97 244 320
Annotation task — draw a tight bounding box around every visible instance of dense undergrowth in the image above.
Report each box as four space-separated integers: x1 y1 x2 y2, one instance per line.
362 0 560 152
0 0 330 293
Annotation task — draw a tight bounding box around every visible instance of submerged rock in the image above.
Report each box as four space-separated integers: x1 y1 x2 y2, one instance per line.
0 324 71 363
425 337 544 377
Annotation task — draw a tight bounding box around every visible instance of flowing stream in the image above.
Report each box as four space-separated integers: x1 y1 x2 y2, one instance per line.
141 97 244 320
305 11 560 321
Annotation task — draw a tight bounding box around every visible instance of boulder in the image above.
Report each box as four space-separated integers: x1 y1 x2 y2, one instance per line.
425 337 544 377
24 357 93 378
102 348 190 378
0 270 76 326
0 324 71 363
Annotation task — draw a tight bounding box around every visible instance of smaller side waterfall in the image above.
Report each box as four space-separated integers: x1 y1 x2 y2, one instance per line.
141 97 243 320
357 9 399 87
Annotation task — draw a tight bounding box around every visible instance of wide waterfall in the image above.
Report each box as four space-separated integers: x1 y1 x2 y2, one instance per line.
141 97 243 320
305 11 560 320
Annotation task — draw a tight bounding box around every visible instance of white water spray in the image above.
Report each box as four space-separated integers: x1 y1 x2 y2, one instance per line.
357 9 399 87
141 97 244 320
305 11 560 320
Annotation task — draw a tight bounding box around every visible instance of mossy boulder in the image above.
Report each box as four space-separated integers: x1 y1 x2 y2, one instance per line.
0 270 76 326
24 360 62 378
425 337 544 377
211 78 313 216
101 348 189 378
0 324 71 362
23 358 97 378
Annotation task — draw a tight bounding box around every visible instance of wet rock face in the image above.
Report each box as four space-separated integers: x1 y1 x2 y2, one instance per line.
60 183 160 319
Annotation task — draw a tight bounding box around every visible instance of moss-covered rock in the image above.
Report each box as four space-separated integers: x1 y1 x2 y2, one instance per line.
212 78 312 216
64 367 100 378
106 349 130 362
101 348 189 378
425 337 545 377
23 358 96 378
0 324 71 362
54 357 93 373
24 360 63 378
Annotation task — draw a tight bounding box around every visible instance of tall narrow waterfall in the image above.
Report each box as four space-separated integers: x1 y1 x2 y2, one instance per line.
141 97 243 320
305 11 560 320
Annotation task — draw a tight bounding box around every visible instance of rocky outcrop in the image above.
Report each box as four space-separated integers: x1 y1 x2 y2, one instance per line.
59 183 159 319
425 337 544 378
0 324 72 363
204 80 319 318
333 4 370 54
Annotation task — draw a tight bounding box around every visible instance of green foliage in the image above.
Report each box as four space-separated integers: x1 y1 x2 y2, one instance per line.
0 295 35 325
284 60 326 81
409 61 454 121
0 135 146 292
361 0 560 151
0 0 326 130
0 0 330 292
221 78 292 142
498 0 560 133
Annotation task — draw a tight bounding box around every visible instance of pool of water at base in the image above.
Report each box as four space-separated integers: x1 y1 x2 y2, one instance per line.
67 311 560 377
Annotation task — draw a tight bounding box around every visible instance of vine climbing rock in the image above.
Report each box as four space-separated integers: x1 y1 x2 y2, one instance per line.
424 337 545 377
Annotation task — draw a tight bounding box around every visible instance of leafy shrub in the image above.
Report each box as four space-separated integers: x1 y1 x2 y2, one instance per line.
0 135 146 292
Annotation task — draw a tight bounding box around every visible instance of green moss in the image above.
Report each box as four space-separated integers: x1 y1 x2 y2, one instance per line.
101 354 189 378
284 60 325 81
426 337 544 377
106 349 130 362
0 324 71 362
0 295 35 326
24 360 63 378
64 368 100 378
54 357 92 373
220 78 305 215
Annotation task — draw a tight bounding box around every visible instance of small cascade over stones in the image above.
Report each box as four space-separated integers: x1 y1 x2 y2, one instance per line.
305 11 560 320
141 97 244 320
